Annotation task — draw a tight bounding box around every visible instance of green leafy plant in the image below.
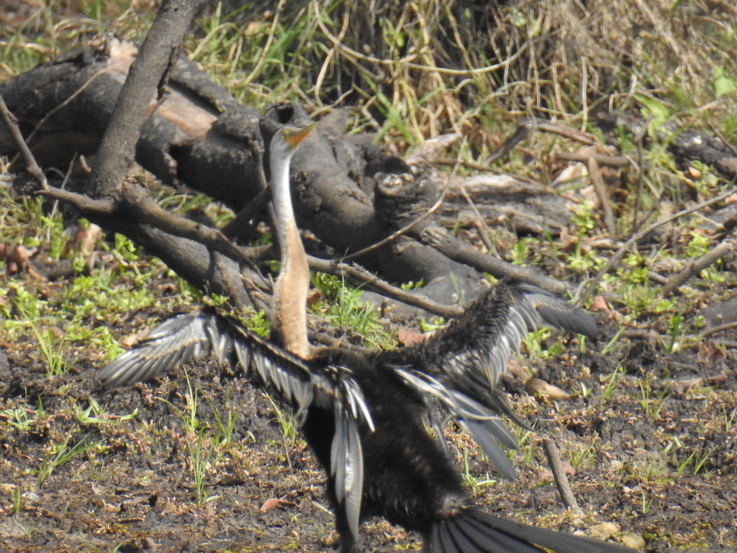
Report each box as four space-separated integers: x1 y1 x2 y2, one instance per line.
209 389 240 449
641 490 654 515
460 448 497 494
180 370 219 504
712 66 737 98
600 364 624 401
1 407 33 432
187 431 217 505
662 313 684 354
265 392 297 469
569 441 597 469
311 273 393 349
76 398 138 425
636 380 669 421
7 283 68 375
37 433 102 486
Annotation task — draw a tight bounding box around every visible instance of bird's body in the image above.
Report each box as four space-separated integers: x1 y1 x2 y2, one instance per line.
302 347 457 535
98 123 634 553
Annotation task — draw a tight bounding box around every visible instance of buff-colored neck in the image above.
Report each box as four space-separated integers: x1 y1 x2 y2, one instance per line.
270 139 312 359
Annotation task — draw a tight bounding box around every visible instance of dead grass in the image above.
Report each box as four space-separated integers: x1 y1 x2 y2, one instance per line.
223 0 737 150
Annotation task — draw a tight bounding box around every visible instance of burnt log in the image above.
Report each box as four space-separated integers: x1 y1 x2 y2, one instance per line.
1 36 573 313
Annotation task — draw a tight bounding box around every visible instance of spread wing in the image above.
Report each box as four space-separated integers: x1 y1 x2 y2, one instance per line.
394 281 597 479
98 310 372 539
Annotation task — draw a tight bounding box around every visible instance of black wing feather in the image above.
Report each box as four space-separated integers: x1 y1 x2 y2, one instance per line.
395 281 597 478
97 310 372 541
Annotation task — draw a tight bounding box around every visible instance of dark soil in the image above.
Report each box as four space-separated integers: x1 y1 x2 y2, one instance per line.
1 270 737 553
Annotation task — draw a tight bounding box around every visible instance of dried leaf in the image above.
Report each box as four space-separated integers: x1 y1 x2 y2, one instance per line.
524 378 572 401
74 222 102 254
259 497 288 512
591 296 608 312
505 359 528 381
397 328 427 346
306 288 323 309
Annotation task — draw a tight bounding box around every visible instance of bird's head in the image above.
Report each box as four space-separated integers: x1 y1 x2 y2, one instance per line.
278 122 317 153
268 122 317 194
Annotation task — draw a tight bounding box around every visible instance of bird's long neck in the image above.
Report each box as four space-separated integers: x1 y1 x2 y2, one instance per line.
270 146 311 359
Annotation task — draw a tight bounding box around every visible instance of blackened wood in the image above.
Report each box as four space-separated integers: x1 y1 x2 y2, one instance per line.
0 38 579 310
88 0 210 198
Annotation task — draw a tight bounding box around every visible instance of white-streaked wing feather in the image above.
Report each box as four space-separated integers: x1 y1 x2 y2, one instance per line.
99 314 209 387
329 380 365 539
99 310 373 541
394 367 518 479
395 282 597 479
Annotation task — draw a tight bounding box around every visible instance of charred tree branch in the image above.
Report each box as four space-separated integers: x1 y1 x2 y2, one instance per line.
120 181 263 261
38 186 115 214
88 0 209 198
1 35 590 312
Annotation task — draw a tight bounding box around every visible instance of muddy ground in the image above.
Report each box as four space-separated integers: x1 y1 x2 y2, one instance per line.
1 263 736 553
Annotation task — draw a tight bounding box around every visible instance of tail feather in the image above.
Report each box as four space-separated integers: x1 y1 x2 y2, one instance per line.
427 509 635 553
437 519 460 552
454 514 545 553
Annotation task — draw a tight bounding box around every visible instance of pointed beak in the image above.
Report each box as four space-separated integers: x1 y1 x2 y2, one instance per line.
283 122 317 150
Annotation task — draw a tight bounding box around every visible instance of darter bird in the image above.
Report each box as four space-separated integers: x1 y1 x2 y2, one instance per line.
99 123 633 553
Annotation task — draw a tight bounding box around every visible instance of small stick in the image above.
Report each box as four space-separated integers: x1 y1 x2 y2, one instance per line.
662 238 736 296
556 150 633 168
542 438 584 517
701 320 737 339
38 186 115 214
307 256 464 319
587 155 617 239
0 93 48 190
458 184 497 255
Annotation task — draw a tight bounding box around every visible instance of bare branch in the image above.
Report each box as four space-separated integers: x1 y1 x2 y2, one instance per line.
37 186 115 214
587 155 617 239
307 256 464 318
581 187 737 302
121 181 263 262
88 0 209 198
556 150 634 168
418 226 570 296
0 93 48 190
662 237 736 296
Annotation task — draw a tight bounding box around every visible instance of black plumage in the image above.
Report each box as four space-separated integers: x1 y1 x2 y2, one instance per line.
98 282 632 553
98 124 633 552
